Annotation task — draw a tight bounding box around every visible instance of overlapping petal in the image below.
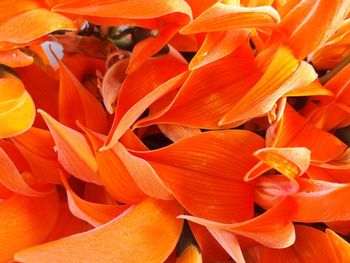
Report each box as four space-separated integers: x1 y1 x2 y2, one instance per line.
133 130 264 223
15 198 183 263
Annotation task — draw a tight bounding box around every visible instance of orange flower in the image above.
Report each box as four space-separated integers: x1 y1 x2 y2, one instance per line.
1 0 350 262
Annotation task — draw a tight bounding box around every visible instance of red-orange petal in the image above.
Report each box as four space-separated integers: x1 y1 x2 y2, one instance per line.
133 130 264 223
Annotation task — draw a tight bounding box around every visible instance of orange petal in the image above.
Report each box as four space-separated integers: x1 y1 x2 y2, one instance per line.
0 147 53 196
181 197 296 249
326 228 350 262
0 139 30 172
270 104 346 162
0 49 33 68
311 19 350 70
0 0 44 23
254 175 299 209
45 202 89 242
62 53 106 81
127 24 181 73
176 244 202 263
189 29 251 70
104 55 187 147
11 127 62 184
134 130 264 223
53 0 192 28
278 0 350 59
52 50 108 133
184 0 220 18
0 8 75 45
246 147 311 181
284 79 333 97
16 63 59 129
245 225 336 262
61 173 131 227
15 198 183 263
119 129 148 151
189 222 230 262
326 220 350 236
81 126 147 203
158 124 201 142
104 68 188 150
38 110 101 185
208 229 245 263
101 57 129 114
82 124 172 201
0 191 59 262
180 3 280 34
220 49 317 125
135 44 261 130
292 178 350 222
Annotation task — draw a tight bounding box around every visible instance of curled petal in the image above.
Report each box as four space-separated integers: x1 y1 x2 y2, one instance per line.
270 104 346 162
246 147 311 181
181 197 296 249
181 3 280 34
38 110 101 185
0 49 33 68
0 9 75 46
0 147 53 196
61 173 131 227
189 29 251 70
53 51 108 133
220 48 317 125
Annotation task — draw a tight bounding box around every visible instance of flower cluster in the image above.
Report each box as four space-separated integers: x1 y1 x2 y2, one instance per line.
0 0 350 262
